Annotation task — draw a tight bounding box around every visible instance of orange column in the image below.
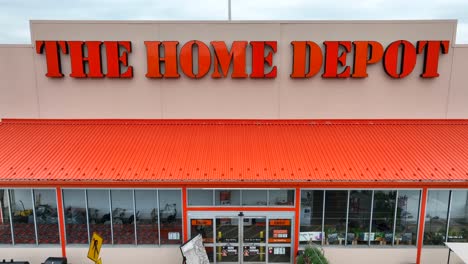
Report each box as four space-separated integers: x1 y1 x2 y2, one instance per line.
56 187 67 257
416 187 428 264
182 186 188 242
293 187 301 262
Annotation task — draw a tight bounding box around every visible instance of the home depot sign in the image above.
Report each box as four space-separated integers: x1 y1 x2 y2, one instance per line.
35 40 449 79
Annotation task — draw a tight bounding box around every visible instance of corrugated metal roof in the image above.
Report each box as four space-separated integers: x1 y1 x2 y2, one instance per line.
1 119 468 184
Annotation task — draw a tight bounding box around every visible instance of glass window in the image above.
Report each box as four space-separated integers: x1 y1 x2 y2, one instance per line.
190 219 214 243
371 190 396 246
111 190 135 244
268 219 292 244
268 247 291 263
395 190 420 246
244 217 266 243
299 190 324 245
159 190 182 244
215 217 239 263
87 189 112 244
242 190 267 206
324 190 347 245
215 190 240 206
424 190 450 245
187 189 213 206
448 190 468 242
10 189 35 244
347 190 372 245
216 217 238 243
63 189 88 244
135 190 158 245
268 190 294 206
34 189 59 244
205 247 214 263
0 189 12 244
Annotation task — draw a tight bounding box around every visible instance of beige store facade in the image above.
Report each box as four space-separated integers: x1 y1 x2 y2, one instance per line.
0 20 467 264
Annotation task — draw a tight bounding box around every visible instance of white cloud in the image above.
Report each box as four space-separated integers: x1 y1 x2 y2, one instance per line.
0 0 467 43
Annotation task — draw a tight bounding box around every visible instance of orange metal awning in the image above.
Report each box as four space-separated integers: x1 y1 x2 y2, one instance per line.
1 119 468 185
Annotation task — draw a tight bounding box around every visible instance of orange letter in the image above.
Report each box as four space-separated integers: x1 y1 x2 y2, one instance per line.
417 40 450 78
35 41 68 78
383 40 417 78
180 40 212 79
290 41 323 78
250 41 277 78
104 41 133 78
352 41 384 78
322 41 351 78
145 41 180 78
68 41 104 78
211 41 248 78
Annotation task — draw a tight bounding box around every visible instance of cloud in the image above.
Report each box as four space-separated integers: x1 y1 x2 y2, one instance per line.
0 0 467 43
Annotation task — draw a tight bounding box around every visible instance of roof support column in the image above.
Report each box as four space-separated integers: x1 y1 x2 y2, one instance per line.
182 186 188 242
293 187 301 263
416 187 428 264
56 187 67 258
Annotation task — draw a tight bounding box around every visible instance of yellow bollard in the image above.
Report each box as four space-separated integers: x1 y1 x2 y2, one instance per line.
260 246 264 261
217 232 223 261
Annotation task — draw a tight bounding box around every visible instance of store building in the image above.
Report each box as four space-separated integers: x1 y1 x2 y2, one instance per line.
0 20 467 264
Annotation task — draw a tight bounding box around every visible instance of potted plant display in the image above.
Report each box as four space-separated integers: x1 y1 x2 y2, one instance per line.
297 245 329 264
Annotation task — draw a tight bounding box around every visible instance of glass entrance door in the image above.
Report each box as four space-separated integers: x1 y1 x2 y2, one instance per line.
216 217 240 263
215 216 267 263
189 212 293 264
241 217 266 263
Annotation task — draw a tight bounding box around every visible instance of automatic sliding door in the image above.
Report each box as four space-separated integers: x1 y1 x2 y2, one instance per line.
216 217 240 263
243 217 266 263
189 213 294 264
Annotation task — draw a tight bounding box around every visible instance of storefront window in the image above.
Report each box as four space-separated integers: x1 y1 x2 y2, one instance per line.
188 189 294 207
87 189 112 244
268 219 292 244
205 247 214 263
395 190 420 246
347 190 372 245
63 189 88 244
299 190 324 245
371 190 396 246
10 189 35 244
268 247 291 263
188 189 213 206
268 190 294 206
215 190 240 206
0 189 12 244
324 190 347 245
448 190 468 242
242 190 267 206
111 190 135 244
424 190 450 245
159 190 182 244
135 190 158 245
190 219 214 243
34 189 59 244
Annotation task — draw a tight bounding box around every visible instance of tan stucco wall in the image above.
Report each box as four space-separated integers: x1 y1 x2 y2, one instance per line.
0 45 39 118
447 45 468 118
1 20 467 119
0 247 463 264
0 247 61 263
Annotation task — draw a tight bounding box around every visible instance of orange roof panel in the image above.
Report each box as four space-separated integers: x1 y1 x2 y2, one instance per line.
0 119 468 184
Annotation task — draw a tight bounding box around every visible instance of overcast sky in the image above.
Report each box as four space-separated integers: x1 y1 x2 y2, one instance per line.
0 0 467 44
